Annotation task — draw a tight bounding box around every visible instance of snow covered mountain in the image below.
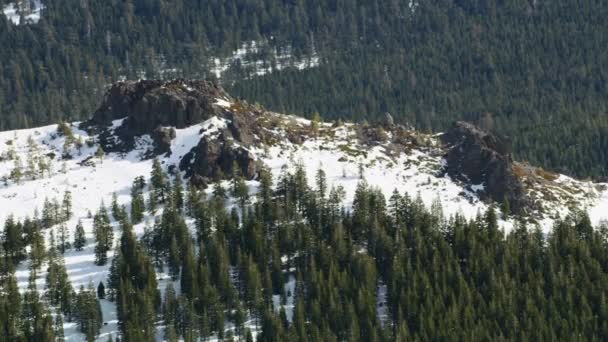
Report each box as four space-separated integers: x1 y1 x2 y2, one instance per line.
1 79 608 340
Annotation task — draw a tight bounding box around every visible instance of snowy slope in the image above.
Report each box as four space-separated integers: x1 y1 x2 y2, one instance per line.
2 98 608 340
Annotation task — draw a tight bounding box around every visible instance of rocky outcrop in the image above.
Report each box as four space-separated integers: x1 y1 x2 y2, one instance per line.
91 79 228 134
151 127 176 155
86 78 234 153
441 121 530 214
225 110 259 146
179 132 260 187
86 79 265 186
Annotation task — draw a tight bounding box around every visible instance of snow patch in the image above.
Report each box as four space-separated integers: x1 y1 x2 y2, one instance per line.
211 40 320 80
3 0 44 25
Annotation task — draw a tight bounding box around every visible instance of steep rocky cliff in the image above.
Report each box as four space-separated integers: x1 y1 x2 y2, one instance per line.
441 121 531 214
92 79 226 131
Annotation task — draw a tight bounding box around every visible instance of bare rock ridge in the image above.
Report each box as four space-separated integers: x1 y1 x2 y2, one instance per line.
87 80 532 212
89 79 227 155
87 79 263 186
92 79 226 132
441 121 530 214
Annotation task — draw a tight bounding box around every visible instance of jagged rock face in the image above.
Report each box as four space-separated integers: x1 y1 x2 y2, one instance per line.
180 133 259 187
225 110 259 146
442 121 530 214
178 107 266 186
92 79 227 134
87 79 265 187
151 127 176 155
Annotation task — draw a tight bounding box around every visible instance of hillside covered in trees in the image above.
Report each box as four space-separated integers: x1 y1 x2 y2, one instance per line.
1 79 608 340
1 0 608 179
2 154 608 341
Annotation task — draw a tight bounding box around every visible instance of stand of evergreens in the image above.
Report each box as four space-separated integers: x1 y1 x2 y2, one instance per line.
1 0 608 178
3 160 608 340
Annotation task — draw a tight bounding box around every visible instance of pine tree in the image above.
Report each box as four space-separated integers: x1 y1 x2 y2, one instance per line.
315 167 327 200
168 236 181 280
111 192 121 221
10 155 23 184
232 161 249 208
74 220 86 251
173 174 184 213
62 190 72 221
22 269 56 341
95 145 105 162
29 220 46 270
111 219 159 340
212 182 227 208
55 313 65 341
130 176 146 223
162 283 178 331
3 215 25 265
150 158 167 204
58 221 70 254
0 272 22 340
501 196 511 218
42 197 55 228
186 181 200 216
75 284 102 342
93 203 113 266
97 281 106 300
45 251 74 317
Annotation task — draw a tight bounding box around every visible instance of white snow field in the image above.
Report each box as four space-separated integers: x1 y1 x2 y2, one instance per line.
2 100 608 340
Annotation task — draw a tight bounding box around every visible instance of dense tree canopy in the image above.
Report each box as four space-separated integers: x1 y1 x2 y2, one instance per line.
2 161 608 340
0 0 607 178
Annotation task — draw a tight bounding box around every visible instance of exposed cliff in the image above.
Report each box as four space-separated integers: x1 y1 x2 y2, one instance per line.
441 121 531 214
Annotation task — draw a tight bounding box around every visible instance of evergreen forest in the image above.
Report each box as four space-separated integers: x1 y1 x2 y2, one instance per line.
2 161 608 341
1 0 608 178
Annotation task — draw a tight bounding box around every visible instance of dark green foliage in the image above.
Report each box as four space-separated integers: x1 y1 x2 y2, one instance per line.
22 271 56 341
57 221 70 254
4 159 608 340
62 190 72 221
0 272 22 340
93 203 113 266
73 220 86 251
75 284 102 342
1 1 607 180
27 218 46 271
45 251 74 318
130 176 146 224
97 281 106 300
162 165 608 341
108 219 160 341
150 158 168 208
2 215 25 266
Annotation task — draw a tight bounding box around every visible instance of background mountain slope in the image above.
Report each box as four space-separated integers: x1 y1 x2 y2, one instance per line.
1 0 608 179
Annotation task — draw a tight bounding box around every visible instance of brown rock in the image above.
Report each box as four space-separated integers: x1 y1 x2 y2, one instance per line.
441 121 530 214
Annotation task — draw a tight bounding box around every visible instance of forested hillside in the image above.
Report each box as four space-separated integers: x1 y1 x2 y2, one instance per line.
1 0 607 178
1 77 608 340
3 156 608 341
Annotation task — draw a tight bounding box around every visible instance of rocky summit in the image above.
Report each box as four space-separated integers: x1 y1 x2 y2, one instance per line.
71 79 608 226
91 79 226 131
441 121 530 214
